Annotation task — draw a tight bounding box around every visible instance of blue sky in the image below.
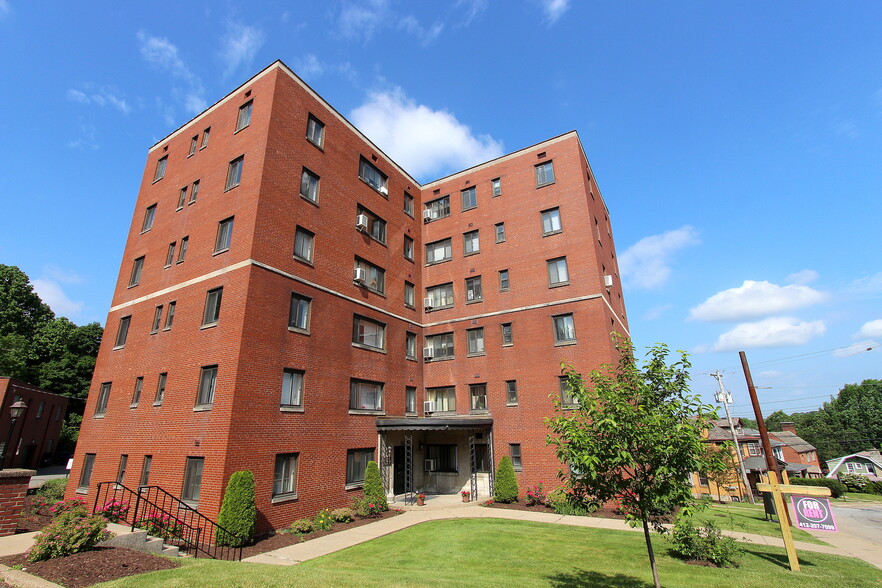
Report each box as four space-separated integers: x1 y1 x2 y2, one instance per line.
0 1 879 420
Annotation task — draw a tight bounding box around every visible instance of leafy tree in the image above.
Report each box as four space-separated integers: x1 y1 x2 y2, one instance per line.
217 470 256 547
362 460 388 511
546 339 720 588
493 456 519 503
0 264 54 340
703 444 740 503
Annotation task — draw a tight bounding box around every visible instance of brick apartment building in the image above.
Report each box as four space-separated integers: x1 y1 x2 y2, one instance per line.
69 60 629 533
1 378 68 469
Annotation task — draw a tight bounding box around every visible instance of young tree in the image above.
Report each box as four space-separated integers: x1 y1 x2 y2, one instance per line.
703 444 740 503
217 470 256 547
546 339 719 588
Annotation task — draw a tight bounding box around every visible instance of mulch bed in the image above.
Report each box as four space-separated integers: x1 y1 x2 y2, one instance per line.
483 499 629 520
15 495 55 534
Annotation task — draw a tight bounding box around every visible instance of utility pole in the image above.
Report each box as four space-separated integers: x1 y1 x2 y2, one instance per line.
710 372 755 504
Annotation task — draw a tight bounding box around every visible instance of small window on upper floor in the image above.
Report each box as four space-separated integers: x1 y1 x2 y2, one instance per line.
541 207 562 235
535 161 555 187
141 204 156 233
553 314 576 345
466 276 483 303
352 315 386 351
404 191 414 217
215 217 234 253
359 158 388 195
177 186 187 210
499 269 510 292
405 281 415 308
203 287 223 326
200 127 210 149
294 226 315 264
300 168 320 203
225 156 244 191
463 230 480 255
129 256 144 287
406 332 417 360
404 235 414 261
426 238 452 264
289 292 311 333
115 316 131 349
188 135 198 156
165 242 176 268
150 305 163 334
547 257 569 287
426 283 454 310
424 195 450 221
281 369 304 409
491 177 501 197
353 258 385 294
461 186 477 211
495 222 506 243
236 100 253 132
196 365 218 407
177 236 188 264
356 205 386 244
306 114 325 148
501 322 513 346
163 301 176 330
189 180 199 204
95 382 111 416
153 156 167 183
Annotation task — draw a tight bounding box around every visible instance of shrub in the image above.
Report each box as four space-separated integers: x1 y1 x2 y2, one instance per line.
548 487 600 516
28 510 113 563
135 510 183 541
789 477 847 498
362 461 388 511
37 478 68 502
49 497 88 517
525 482 547 506
313 509 334 531
668 517 740 567
864 481 882 495
95 499 130 523
217 470 256 547
839 473 869 492
354 496 384 518
290 518 313 534
493 456 519 503
331 507 354 523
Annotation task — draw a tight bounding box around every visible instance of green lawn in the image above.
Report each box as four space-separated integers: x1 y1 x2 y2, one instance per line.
97 519 881 588
835 492 882 504
688 503 828 545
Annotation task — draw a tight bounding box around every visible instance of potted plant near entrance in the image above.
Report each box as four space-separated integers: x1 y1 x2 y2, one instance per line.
416 493 426 506
461 490 471 503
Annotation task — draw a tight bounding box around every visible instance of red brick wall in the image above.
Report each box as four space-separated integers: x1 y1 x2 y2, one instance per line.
0 470 34 537
1 379 68 470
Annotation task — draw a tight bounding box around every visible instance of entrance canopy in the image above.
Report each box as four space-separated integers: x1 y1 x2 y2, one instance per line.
376 417 493 431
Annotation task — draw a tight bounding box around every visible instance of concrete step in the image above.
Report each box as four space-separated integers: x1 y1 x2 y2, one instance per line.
161 545 180 557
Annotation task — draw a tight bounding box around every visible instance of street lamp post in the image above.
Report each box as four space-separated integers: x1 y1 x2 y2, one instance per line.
1 400 28 469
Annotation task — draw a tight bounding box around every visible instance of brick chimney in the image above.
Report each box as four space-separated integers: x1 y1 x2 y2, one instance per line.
780 422 797 434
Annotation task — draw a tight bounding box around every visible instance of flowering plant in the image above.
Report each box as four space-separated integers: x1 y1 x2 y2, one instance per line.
49 497 88 517
313 509 334 531
416 493 426 500
135 510 183 541
28 510 113 562
95 499 130 523
525 482 547 506
460 490 470 497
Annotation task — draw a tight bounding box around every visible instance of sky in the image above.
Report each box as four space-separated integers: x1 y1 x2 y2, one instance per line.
0 1 879 421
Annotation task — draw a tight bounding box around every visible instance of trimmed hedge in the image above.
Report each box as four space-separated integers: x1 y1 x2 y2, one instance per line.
217 470 256 547
788 477 846 498
494 456 519 503
362 461 388 511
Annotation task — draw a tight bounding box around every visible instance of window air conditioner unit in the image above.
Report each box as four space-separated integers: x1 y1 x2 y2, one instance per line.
466 290 474 301
422 209 432 222
604 275 614 288
353 267 366 283
355 214 369 231
379 185 388 195
424 458 436 472
423 401 435 413
423 346 434 359
424 297 434 310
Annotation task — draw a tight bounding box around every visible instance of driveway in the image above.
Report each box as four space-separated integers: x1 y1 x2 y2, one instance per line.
831 502 882 546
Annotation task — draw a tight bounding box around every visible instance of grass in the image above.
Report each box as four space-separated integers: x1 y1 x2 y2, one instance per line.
835 492 882 504
96 518 882 587
687 502 829 545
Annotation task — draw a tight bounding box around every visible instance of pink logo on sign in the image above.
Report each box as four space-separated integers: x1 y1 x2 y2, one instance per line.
791 496 838 532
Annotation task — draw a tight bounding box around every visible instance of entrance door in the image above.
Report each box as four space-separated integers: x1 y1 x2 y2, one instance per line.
393 446 405 495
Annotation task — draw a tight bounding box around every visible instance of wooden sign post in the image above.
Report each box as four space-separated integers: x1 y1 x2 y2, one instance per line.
756 475 832 572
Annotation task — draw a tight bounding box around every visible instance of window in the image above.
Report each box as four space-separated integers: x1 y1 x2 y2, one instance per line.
300 168 320 203
463 230 480 255
426 332 454 359
404 235 414 261
154 373 166 404
116 455 128 485
404 281 415 308
177 187 187 209
281 369 304 408
424 195 450 221
115 316 131 348
95 382 111 416
201 128 210 149
747 443 760 457
425 283 454 309
506 380 518 405
189 135 198 156
236 100 252 132
346 449 374 486
404 191 414 217
356 205 386 243
547 257 569 286
197 366 218 407
846 461 857 472
354 258 385 294
491 177 501 197
535 161 555 186
541 208 562 235
182 457 204 504
467 328 485 356
406 387 417 414
773 447 784 460
350 379 383 411
427 445 457 472
203 287 223 326
294 226 315 263
553 314 576 344
215 217 234 252
140 455 152 486
698 473 709 487
132 377 143 406
426 238 452 264
78 453 96 490
406 332 417 360
461 186 477 211
353 315 386 350
189 180 199 204
153 156 167 182
141 204 156 232
289 293 311 332
499 270 510 292
225 156 244 190
501 323 513 346
510 444 523 470
129 256 144 287
470 383 487 412
151 305 163 333
359 158 388 193
164 301 176 330
427 386 456 412
465 276 483 303
177 236 188 263
165 242 176 267
306 114 325 147
495 223 506 243
274 454 299 497
559 376 578 407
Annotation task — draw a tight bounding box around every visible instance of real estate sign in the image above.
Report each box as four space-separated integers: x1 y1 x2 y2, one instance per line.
791 495 837 532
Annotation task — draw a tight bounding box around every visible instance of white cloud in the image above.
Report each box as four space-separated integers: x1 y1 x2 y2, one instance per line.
67 122 98 150
66 86 130 114
786 269 818 285
848 272 882 297
832 118 859 139
294 54 325 78
43 265 84 284
31 279 83 318
137 30 206 115
643 304 672 321
398 15 444 46
337 1 445 45
689 280 828 322
350 86 503 179
541 0 570 24
456 0 488 26
220 23 265 78
856 319 882 339
712 317 826 351
618 226 699 290
833 340 879 358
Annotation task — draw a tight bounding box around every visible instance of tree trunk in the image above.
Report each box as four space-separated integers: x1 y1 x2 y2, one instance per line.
642 516 661 588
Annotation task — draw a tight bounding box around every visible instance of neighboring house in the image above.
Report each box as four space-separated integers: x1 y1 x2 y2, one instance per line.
769 422 823 478
826 450 882 481
0 378 68 469
69 60 630 534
